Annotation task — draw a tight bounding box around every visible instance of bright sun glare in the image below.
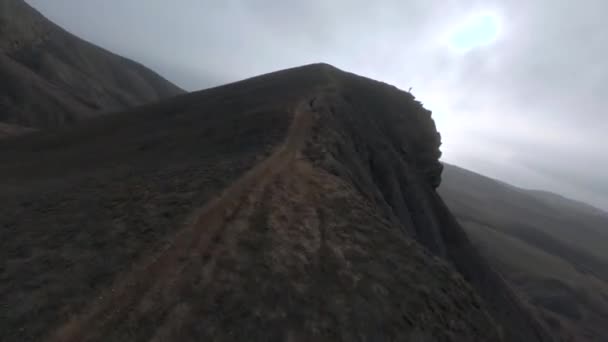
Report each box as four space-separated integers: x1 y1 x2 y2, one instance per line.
447 12 501 52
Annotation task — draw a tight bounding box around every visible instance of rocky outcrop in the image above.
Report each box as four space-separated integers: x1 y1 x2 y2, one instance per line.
0 0 183 128
304 65 552 341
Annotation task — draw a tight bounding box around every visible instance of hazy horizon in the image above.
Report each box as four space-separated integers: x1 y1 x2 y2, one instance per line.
26 0 608 211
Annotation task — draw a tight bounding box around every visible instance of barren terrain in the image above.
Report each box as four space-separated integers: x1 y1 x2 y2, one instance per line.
0 64 552 341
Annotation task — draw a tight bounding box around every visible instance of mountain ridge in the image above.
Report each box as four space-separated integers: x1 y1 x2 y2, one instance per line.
0 63 552 341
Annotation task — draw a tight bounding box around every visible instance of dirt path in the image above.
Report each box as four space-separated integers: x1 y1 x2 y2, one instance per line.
49 97 317 342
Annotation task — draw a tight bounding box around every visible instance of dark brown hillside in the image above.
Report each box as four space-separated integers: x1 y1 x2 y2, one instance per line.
304 71 551 342
0 121 35 137
0 0 183 129
440 163 608 341
1 64 550 341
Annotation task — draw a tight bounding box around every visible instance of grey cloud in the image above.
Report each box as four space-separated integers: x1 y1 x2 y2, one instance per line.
25 0 608 210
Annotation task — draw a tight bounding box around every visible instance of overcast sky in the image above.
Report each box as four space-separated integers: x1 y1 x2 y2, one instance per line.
26 0 608 210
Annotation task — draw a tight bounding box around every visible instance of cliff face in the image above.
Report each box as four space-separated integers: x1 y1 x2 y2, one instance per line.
304 67 552 342
0 0 183 128
0 64 549 341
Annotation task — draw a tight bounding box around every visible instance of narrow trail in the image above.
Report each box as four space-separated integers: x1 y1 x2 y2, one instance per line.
50 97 318 342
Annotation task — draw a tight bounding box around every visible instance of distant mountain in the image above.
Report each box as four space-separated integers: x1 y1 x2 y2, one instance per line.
525 189 608 219
0 0 183 129
0 64 551 341
440 163 608 342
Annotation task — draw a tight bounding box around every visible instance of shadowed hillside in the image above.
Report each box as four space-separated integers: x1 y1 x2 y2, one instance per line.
1 64 551 341
0 0 183 129
440 163 608 341
0 121 35 138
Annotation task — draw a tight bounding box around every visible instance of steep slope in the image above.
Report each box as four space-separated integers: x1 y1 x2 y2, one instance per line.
0 0 183 129
440 163 608 341
1 64 549 341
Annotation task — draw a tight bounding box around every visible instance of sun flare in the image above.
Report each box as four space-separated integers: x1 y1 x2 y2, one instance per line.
447 12 501 52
